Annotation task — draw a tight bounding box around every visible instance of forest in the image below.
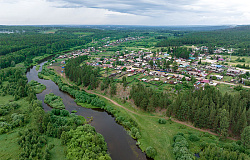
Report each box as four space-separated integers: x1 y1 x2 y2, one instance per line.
156 26 250 56
64 55 100 89
168 85 250 138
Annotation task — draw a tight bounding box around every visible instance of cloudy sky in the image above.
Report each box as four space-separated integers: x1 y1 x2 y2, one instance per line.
0 0 250 25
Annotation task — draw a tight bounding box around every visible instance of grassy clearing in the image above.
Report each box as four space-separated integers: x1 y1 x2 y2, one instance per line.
227 55 250 63
216 84 248 95
48 137 67 160
0 95 14 105
0 129 21 159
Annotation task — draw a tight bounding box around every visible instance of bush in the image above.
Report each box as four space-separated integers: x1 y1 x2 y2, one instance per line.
189 134 200 142
44 93 65 109
146 146 157 158
60 109 69 117
158 118 167 124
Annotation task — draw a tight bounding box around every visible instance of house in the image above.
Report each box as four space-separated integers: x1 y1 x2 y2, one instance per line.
134 63 141 68
188 71 199 76
199 79 210 83
210 75 223 80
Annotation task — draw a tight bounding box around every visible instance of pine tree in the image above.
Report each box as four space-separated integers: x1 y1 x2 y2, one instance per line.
241 126 250 149
219 109 229 139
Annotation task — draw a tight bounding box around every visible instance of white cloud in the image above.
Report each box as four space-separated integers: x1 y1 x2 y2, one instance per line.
0 0 249 25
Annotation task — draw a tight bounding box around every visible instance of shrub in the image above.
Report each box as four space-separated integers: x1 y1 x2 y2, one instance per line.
158 118 167 124
60 109 69 117
146 146 157 158
189 134 200 142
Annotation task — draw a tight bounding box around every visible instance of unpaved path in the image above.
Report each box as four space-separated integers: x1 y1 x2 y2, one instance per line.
213 80 250 88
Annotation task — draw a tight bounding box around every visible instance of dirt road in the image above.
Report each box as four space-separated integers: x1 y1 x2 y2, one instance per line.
213 80 250 88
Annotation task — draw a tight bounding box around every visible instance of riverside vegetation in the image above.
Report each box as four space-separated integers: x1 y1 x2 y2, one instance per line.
1 25 250 160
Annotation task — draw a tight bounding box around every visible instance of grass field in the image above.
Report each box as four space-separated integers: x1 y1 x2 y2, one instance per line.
216 84 248 95
0 95 14 105
48 137 67 160
0 129 21 159
225 55 250 65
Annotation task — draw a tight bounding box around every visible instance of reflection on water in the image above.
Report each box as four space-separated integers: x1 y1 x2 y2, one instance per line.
26 61 147 160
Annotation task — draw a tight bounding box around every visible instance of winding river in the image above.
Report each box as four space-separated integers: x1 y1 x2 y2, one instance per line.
26 61 147 160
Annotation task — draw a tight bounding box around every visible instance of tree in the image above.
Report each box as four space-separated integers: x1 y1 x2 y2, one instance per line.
198 59 202 64
219 109 229 138
122 76 127 91
146 146 157 158
172 62 178 72
149 60 154 69
110 83 116 97
241 126 250 149
105 67 109 77
18 86 26 97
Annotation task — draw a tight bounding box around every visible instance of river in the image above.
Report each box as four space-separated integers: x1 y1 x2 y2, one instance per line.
26 61 147 160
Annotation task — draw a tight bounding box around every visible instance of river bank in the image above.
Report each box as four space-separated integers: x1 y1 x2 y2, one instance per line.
27 61 147 160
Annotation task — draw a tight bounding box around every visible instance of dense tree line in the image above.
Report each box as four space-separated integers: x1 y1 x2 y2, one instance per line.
156 26 250 56
65 56 100 89
130 82 171 111
168 85 250 138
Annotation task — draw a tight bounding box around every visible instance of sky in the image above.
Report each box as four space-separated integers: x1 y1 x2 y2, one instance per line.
0 0 250 25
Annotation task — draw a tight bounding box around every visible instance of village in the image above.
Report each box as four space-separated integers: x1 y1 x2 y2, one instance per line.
55 44 250 91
